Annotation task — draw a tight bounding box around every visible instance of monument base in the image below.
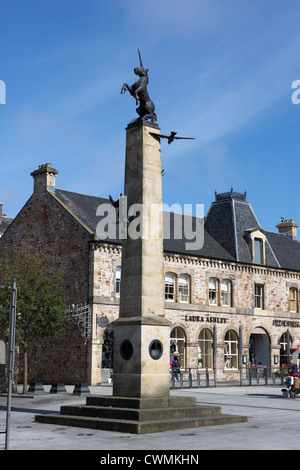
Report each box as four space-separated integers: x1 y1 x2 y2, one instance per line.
35 394 248 434
113 316 171 398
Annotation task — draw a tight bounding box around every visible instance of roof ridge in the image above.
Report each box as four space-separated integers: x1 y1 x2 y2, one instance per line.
55 187 110 201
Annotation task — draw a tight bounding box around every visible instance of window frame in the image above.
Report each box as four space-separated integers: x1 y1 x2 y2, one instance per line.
289 287 298 313
165 272 176 302
115 266 121 297
208 278 218 306
170 326 187 368
208 277 232 307
247 229 266 265
178 274 190 303
254 284 264 309
224 330 239 370
254 238 263 264
164 272 191 303
198 328 213 369
220 279 231 307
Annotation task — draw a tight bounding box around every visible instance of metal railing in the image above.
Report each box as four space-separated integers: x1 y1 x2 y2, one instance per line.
241 366 288 386
169 367 289 388
170 368 216 389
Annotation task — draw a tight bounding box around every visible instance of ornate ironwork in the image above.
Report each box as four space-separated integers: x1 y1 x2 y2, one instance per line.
215 188 247 202
66 303 91 343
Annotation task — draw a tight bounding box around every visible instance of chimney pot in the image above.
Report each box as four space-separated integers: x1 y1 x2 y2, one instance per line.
276 218 298 239
31 163 59 193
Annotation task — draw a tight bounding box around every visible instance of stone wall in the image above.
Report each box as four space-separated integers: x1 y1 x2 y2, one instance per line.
93 245 300 382
0 190 92 384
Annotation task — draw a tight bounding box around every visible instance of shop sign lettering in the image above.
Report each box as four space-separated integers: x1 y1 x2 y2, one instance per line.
184 315 227 324
273 319 300 328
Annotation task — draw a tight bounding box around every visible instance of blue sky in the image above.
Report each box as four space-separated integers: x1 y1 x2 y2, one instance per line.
1 0 299 237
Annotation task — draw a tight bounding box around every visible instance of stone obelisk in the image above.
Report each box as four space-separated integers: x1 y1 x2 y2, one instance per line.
113 121 171 398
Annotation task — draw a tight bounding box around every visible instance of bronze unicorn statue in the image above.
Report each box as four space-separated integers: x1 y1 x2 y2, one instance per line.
121 49 157 123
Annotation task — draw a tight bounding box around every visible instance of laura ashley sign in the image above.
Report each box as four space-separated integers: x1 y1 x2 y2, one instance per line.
184 315 227 324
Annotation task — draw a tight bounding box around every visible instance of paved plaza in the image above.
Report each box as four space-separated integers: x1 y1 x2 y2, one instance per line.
0 384 299 451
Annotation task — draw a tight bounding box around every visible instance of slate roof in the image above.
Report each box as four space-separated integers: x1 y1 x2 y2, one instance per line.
205 190 300 271
52 188 300 272
0 216 13 235
265 230 300 272
52 189 235 263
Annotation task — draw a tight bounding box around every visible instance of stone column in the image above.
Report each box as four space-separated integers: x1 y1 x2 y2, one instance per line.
113 121 171 398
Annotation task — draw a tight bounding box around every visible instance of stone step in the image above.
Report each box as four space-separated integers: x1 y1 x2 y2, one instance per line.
60 404 222 421
35 412 248 434
86 395 196 409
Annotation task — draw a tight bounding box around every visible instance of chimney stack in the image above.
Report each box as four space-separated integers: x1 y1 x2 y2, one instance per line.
31 163 58 193
276 218 298 240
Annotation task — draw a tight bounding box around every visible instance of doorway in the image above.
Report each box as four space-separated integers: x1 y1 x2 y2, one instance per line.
249 327 270 368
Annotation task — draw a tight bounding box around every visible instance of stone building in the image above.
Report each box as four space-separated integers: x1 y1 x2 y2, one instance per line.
0 203 13 238
0 163 299 385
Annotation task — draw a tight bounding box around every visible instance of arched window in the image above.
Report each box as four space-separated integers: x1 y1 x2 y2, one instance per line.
178 274 190 303
170 327 186 368
224 330 239 369
115 266 121 296
198 329 213 369
279 332 291 368
165 272 175 301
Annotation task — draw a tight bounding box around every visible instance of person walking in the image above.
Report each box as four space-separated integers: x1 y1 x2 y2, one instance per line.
172 355 180 381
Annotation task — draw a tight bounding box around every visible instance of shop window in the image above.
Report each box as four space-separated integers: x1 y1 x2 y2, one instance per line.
224 330 239 370
170 327 186 368
165 272 175 301
115 266 121 296
289 288 298 313
255 284 264 309
279 332 290 368
198 329 213 369
178 274 190 303
209 278 232 307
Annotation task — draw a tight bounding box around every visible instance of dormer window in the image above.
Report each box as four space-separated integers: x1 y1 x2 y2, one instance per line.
247 228 266 265
254 238 263 264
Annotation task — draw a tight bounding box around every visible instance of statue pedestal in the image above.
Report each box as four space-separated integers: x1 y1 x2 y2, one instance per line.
113 316 170 398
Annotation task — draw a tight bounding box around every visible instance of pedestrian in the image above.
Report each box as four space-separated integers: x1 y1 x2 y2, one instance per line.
172 355 180 381
288 360 297 376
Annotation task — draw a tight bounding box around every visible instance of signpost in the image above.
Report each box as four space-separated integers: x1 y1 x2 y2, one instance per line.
5 278 17 450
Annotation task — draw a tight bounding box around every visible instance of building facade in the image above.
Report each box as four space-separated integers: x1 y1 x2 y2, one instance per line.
0 163 300 385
